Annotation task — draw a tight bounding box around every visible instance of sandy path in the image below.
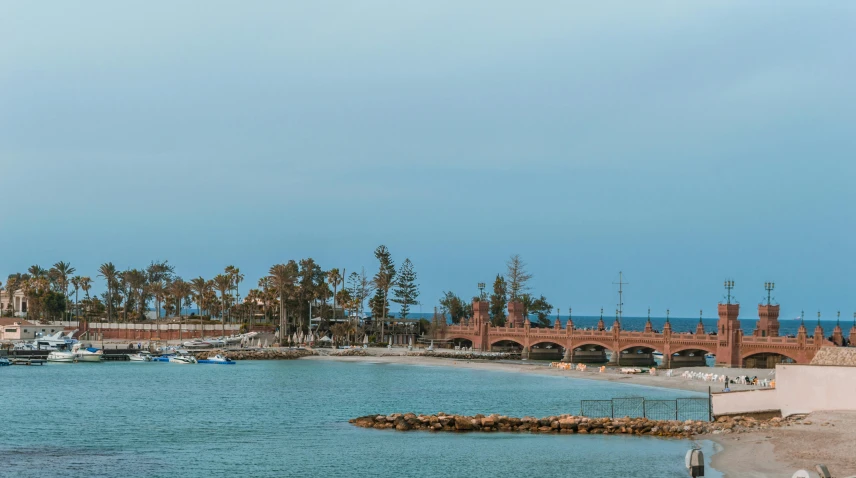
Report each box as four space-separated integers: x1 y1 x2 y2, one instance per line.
705 411 856 477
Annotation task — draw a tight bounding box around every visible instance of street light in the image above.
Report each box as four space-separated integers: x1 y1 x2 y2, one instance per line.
723 280 735 305
764 282 775 305
477 283 486 300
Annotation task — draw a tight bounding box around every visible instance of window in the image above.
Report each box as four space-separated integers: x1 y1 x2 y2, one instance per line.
4 328 15 333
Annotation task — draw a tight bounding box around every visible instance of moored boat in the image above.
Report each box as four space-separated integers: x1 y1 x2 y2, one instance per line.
0 357 10 366
127 351 153 362
47 350 76 363
168 354 197 364
73 343 103 362
198 354 235 365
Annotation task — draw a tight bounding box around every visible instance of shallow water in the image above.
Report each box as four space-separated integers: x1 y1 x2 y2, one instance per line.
0 360 721 477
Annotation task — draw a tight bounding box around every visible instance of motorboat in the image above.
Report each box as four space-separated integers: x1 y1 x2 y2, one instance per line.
182 340 212 348
0 357 10 366
127 351 153 362
168 354 197 364
73 343 103 362
47 350 76 363
198 354 235 365
16 330 78 351
150 354 173 363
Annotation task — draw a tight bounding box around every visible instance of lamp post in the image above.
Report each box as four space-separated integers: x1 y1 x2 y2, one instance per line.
764 282 775 306
724 280 735 305
477 283 485 300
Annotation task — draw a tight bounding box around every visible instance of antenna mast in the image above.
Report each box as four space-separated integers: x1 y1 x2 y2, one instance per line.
613 272 629 322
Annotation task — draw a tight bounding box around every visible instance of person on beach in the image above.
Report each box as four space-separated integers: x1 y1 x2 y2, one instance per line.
723 385 730 392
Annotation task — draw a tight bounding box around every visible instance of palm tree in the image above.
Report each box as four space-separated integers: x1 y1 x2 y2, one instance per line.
327 268 342 318
80 276 92 322
269 264 296 345
52 261 75 299
190 276 208 316
225 266 244 314
169 279 192 340
28 265 46 278
213 274 232 337
98 263 118 321
148 280 166 320
5 274 23 316
70 276 82 327
124 269 147 320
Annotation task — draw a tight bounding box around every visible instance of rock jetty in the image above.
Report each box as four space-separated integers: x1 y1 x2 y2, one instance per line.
350 413 798 437
196 348 317 360
334 348 370 357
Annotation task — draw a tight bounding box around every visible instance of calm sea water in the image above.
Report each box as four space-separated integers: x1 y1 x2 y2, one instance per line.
1 360 721 477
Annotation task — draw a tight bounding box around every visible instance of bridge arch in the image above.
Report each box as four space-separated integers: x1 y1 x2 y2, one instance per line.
672 344 717 356
618 342 663 354
741 349 799 368
489 338 525 352
571 341 614 353
446 337 474 348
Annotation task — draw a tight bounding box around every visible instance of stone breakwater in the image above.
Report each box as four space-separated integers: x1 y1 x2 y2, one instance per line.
196 349 317 360
350 413 798 438
334 348 370 357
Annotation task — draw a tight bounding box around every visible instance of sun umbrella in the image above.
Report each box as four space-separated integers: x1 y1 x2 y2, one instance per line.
363 335 369 345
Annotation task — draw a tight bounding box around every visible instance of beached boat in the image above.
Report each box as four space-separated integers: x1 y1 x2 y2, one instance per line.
73 343 103 362
47 350 76 363
127 351 153 362
198 354 235 365
182 340 212 348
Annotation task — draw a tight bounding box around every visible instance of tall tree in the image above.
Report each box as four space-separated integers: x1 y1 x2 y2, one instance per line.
98 263 118 321
372 245 396 335
190 277 209 317
439 291 471 324
148 280 166 320
51 261 75 299
327 268 342 316
213 274 233 335
489 274 508 326
70 276 81 324
391 258 419 319
505 254 532 301
269 264 296 344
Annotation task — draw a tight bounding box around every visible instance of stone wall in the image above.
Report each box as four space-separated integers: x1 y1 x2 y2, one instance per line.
810 347 856 366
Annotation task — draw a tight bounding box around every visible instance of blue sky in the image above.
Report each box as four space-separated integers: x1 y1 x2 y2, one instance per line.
1 1 854 320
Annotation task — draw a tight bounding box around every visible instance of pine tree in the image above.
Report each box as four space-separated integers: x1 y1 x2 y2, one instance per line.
506 254 532 301
391 258 419 319
489 274 507 326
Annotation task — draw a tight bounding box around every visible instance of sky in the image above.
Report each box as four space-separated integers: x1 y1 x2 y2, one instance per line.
1 1 854 320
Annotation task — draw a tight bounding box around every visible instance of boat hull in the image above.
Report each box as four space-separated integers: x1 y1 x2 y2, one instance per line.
75 354 103 362
198 359 236 365
47 353 75 363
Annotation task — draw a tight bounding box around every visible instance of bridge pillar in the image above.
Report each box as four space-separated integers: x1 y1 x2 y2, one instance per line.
716 303 742 367
508 301 524 328
521 346 530 360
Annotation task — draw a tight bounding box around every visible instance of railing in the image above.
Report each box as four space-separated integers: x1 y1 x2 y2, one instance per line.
580 396 711 421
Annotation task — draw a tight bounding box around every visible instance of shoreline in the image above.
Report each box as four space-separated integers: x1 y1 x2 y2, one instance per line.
307 351 856 477
304 351 767 394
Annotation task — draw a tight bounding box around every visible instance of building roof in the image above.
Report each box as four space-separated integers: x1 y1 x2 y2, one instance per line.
0 318 36 326
810 347 856 367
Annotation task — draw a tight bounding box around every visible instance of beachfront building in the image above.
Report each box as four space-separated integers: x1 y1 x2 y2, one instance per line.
0 318 64 341
0 289 27 318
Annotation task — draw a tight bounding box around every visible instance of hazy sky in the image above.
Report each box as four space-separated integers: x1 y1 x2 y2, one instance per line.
1 1 854 319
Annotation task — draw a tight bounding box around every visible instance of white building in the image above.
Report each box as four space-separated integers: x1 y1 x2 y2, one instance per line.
0 318 63 341
0 289 28 317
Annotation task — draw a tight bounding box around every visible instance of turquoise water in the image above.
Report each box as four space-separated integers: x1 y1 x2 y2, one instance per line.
1 360 721 477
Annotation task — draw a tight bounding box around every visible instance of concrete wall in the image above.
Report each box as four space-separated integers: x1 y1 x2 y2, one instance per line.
711 364 856 417
712 389 778 417
777 364 856 417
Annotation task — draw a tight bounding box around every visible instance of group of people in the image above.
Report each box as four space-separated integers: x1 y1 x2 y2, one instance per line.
667 369 775 389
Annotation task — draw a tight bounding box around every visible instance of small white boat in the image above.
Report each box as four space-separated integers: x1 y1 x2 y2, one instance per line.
0 357 11 366
127 351 153 362
47 350 76 363
168 354 197 364
182 340 212 348
198 354 235 365
73 343 103 362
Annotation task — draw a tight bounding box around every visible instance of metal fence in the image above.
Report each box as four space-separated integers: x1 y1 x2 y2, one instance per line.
580 396 711 421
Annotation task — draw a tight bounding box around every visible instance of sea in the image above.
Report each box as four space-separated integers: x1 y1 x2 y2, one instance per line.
0 360 722 477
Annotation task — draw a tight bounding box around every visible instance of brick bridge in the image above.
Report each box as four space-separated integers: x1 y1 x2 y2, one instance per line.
440 301 848 368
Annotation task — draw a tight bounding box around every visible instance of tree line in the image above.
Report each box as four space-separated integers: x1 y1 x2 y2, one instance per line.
0 246 421 341
439 254 554 328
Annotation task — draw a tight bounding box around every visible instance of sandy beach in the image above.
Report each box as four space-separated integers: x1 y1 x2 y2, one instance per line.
306 348 772 394
309 349 856 477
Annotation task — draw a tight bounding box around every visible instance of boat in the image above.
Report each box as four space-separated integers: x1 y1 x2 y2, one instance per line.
127 351 153 362
168 354 197 364
150 354 173 363
0 357 10 366
16 330 78 351
47 350 76 363
182 340 212 348
705 353 715 359
198 354 235 365
652 352 664 358
73 343 103 362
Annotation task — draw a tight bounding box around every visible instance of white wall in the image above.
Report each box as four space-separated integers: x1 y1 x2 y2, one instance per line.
712 389 778 416
777 364 856 417
711 365 856 417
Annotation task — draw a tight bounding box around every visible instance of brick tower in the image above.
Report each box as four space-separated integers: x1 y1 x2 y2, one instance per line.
716 280 742 367
755 282 780 337
472 299 490 351
507 301 524 328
